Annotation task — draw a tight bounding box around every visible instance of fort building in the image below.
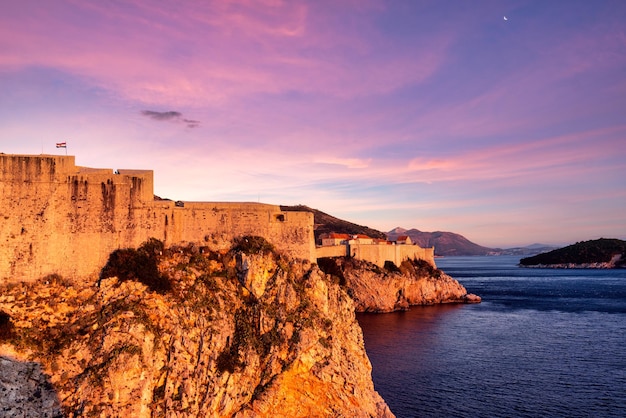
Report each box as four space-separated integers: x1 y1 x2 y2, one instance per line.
315 232 435 268
0 153 434 283
0 154 315 282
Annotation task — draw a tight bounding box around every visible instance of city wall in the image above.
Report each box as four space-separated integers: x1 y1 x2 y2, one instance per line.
0 154 315 283
316 243 435 268
350 243 435 267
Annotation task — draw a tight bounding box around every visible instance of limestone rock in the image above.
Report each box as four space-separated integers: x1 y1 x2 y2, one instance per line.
320 257 480 312
0 243 393 417
0 354 63 418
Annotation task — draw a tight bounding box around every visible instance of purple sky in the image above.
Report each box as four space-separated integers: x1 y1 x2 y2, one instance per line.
1 0 625 248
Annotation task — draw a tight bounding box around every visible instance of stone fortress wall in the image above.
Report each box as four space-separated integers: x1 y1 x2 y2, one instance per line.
0 154 315 282
316 242 435 268
1 153 434 283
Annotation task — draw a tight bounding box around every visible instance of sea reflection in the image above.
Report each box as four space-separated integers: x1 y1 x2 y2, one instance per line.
357 304 463 359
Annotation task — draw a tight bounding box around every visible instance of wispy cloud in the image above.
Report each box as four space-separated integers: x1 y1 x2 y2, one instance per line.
141 110 181 121
140 110 199 128
0 0 451 106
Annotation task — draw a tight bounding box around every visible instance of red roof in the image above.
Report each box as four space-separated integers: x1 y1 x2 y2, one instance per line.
327 233 351 239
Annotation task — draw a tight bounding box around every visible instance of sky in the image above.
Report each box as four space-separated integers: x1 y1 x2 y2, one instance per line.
1 0 625 248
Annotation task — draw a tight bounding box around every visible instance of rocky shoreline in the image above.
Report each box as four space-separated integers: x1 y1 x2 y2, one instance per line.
520 263 623 269
519 254 624 269
319 257 481 313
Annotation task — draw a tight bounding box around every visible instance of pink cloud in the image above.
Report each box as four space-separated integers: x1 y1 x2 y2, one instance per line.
0 0 449 106
384 124 626 189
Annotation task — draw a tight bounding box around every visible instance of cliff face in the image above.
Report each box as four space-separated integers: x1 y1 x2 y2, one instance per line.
0 240 393 417
319 257 481 313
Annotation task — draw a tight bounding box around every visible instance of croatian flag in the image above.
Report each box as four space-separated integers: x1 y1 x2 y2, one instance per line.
56 142 67 148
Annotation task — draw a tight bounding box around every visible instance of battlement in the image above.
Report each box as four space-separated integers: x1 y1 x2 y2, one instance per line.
0 154 77 181
0 154 314 283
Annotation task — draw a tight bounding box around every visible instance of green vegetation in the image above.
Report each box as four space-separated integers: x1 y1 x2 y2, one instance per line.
520 238 626 267
98 238 171 293
232 235 275 255
0 310 13 341
318 255 443 281
317 257 346 285
383 261 401 273
400 258 442 278
39 273 73 287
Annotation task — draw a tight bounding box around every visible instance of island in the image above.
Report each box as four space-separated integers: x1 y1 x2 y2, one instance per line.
519 238 626 268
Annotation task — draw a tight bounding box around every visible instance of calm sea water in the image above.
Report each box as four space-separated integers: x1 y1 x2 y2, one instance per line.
358 256 626 418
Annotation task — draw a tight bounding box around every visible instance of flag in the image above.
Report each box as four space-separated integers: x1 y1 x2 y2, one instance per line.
56 142 67 148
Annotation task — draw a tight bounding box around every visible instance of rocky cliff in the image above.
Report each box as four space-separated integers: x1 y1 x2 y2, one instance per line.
319 257 481 313
0 238 393 417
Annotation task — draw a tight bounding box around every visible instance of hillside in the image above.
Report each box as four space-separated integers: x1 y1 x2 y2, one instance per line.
280 205 387 241
519 238 626 268
387 228 495 256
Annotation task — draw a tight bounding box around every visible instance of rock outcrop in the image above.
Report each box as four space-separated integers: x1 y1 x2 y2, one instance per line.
0 353 63 418
319 257 481 312
0 239 393 417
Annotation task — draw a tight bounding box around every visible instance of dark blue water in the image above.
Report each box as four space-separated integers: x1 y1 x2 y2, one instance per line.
358 256 626 418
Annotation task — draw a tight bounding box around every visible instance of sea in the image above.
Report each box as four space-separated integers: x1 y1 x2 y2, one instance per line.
357 255 626 418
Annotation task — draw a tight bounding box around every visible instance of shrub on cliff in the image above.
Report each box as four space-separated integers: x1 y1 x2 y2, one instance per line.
139 237 165 257
99 239 171 293
232 236 275 255
317 257 346 285
383 260 401 273
399 258 441 278
0 310 14 341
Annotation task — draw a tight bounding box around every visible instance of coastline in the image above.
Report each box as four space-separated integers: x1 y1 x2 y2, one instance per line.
519 263 623 269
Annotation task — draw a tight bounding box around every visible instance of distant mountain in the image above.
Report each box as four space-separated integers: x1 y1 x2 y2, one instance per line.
278 206 552 257
526 243 554 249
386 228 496 256
520 238 626 268
280 205 386 242
497 244 557 256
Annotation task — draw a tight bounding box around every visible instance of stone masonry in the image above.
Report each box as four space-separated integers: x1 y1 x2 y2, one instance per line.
0 154 315 282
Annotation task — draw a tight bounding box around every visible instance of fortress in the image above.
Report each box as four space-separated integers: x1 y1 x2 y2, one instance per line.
0 154 433 283
0 154 315 282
